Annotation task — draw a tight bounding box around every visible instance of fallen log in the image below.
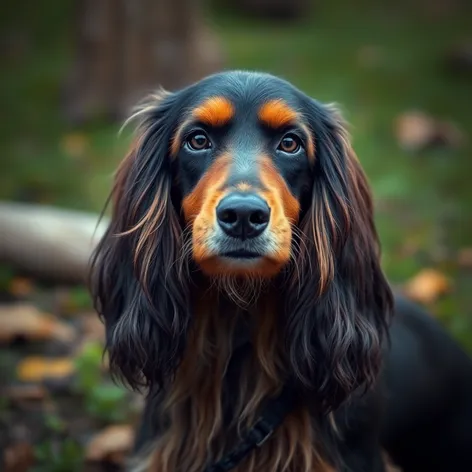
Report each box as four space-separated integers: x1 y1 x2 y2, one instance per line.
0 202 109 284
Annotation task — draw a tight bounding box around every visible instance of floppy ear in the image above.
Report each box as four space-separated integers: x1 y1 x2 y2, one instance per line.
285 100 393 412
89 90 190 391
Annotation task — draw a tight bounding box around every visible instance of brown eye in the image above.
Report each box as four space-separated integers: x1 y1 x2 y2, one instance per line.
277 134 301 154
187 132 211 151
278 134 301 154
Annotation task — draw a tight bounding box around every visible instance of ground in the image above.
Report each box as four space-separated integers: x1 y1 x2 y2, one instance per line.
0 1 471 470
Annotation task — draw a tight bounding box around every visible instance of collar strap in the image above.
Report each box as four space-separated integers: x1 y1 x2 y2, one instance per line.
204 384 296 472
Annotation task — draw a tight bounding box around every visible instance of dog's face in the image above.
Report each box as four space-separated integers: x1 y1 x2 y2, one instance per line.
91 71 393 408
171 78 315 278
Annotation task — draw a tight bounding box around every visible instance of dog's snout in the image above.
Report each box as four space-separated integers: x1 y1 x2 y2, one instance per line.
216 193 270 240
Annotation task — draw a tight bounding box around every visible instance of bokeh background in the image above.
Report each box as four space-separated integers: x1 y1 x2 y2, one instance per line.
1 0 471 470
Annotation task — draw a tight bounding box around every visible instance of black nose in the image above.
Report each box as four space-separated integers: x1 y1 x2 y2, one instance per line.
216 193 270 239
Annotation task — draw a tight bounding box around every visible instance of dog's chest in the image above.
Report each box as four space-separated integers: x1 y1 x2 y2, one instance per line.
150 313 332 471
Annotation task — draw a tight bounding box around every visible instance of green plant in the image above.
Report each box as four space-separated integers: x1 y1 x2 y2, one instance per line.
34 437 83 472
0 264 15 292
33 413 83 472
85 383 129 423
74 341 103 393
44 413 67 434
74 341 129 423
66 286 94 312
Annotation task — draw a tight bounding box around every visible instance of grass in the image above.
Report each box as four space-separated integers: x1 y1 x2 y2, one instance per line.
1 1 472 346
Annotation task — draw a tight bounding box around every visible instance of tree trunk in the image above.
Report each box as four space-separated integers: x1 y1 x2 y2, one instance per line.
64 0 224 124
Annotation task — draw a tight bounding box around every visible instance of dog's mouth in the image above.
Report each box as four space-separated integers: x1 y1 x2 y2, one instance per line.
195 243 285 278
193 233 286 277
220 250 263 260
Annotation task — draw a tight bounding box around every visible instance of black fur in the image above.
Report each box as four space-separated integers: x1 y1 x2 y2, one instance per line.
381 296 472 471
132 294 472 471
90 71 472 471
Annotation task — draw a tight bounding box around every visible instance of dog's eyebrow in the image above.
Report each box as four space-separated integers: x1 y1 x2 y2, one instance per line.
258 99 315 161
170 97 234 157
192 96 235 127
258 99 298 129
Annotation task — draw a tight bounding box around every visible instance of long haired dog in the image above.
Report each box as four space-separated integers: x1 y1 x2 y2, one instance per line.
91 70 405 471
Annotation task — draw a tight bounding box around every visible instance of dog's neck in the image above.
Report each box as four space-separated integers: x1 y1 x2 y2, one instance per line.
148 281 332 472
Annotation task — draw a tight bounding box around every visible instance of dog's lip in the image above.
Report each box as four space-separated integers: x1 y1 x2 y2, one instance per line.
219 250 263 259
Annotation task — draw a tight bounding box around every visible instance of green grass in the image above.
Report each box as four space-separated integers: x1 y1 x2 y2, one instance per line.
1 1 472 346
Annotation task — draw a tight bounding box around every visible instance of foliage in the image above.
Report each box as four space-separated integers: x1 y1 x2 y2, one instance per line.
33 415 84 472
74 342 130 423
34 437 83 472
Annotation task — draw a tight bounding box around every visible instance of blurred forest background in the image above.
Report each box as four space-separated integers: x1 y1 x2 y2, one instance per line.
1 0 471 470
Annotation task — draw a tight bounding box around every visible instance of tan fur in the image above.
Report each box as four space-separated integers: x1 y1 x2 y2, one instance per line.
258 99 298 129
140 292 333 472
257 100 315 161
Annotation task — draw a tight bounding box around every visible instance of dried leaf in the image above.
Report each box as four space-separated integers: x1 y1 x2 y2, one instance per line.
404 268 451 305
0 304 75 344
17 357 75 382
394 111 464 152
3 441 35 472
458 248 472 268
85 425 134 464
60 132 88 159
8 277 34 297
5 384 47 402
394 111 437 152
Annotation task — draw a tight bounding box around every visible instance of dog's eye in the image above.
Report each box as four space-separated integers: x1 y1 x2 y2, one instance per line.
186 132 211 151
278 134 301 154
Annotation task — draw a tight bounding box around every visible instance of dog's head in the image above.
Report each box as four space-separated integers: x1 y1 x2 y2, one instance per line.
173 82 313 279
90 71 393 411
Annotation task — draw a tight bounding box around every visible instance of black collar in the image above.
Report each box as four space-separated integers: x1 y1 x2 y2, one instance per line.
204 383 296 472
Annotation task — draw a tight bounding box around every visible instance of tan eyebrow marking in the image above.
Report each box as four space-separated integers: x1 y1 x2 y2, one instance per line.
192 96 235 127
258 99 315 162
170 97 234 158
258 99 298 129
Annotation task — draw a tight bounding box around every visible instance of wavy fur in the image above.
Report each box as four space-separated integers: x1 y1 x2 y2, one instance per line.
89 71 393 472
285 100 393 412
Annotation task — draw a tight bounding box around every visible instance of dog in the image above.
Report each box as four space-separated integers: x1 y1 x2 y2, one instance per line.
90 70 472 471
380 295 472 471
